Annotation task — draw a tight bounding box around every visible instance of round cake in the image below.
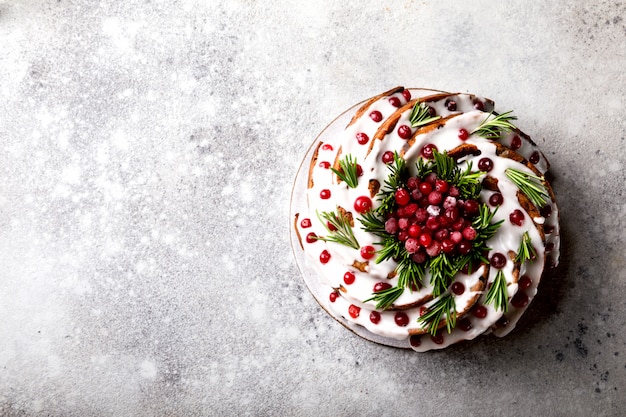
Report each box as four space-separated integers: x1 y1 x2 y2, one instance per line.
291 87 560 351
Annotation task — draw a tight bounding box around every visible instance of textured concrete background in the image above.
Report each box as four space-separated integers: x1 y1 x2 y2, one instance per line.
0 0 625 416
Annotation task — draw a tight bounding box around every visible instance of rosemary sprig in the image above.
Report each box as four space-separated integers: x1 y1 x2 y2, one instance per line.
515 231 536 264
485 269 509 313
409 102 441 128
428 253 456 297
505 168 549 208
330 154 360 188
364 253 426 310
375 152 408 214
316 209 360 250
471 111 517 140
417 293 457 335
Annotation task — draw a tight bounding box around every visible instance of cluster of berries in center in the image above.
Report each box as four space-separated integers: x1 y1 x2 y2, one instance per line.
385 172 480 263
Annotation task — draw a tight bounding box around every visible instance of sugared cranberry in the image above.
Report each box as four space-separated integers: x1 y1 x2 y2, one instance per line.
425 241 442 257
306 232 317 244
394 312 409 327
458 318 472 331
458 128 469 141
385 218 398 234
509 209 525 226
300 218 312 228
356 132 369 145
445 99 457 111
370 110 383 122
395 188 410 206
518 275 532 289
321 143 333 151
421 143 438 159
529 151 540 164
472 305 488 318
409 335 421 347
478 157 493 172
319 161 330 169
490 252 507 269
424 172 437 184
354 196 372 213
389 96 401 107
427 191 443 205
320 189 331 199
397 125 412 139
489 193 503 206
348 304 361 319
450 231 463 243
360 245 376 260
473 100 485 111
449 185 460 197
329 291 338 302
405 238 419 254
370 311 381 324
373 282 392 292
510 135 522 150
511 291 529 308
414 208 428 223
451 281 465 295
462 226 477 241
320 250 331 264
431 333 444 344
411 249 427 264
343 271 355 285
382 151 394 164
402 89 411 101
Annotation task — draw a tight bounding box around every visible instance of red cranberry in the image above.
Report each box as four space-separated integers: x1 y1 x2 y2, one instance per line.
424 172 437 184
389 96 401 107
395 188 410 206
544 225 555 234
306 232 317 244
300 218 312 228
421 144 438 159
431 333 444 344
356 132 369 145
473 100 485 111
450 231 462 243
449 185 460 197
472 305 488 318
529 151 540 164
369 311 381 324
478 157 493 172
445 99 457 111
370 110 383 122
343 271 355 285
320 250 331 264
458 128 469 141
425 216 440 231
463 200 479 216
435 179 449 193
489 193 503 206
402 89 411 101
407 177 419 190
496 316 510 328
319 161 330 169
510 135 522 150
462 226 477 241
397 125 412 139
451 281 465 295
409 335 421 347
320 189 331 199
360 245 376 260
509 209 525 226
428 191 443 205
419 232 432 247
511 291 529 308
329 291 338 302
348 304 361 319
540 204 552 218
458 318 472 331
394 312 409 327
441 238 455 253
385 218 398 234
518 275 532 289
327 221 337 232
398 230 409 242
434 229 449 241
404 203 418 216
490 252 507 269
321 143 333 151
414 208 428 223
382 151 394 164
425 241 442 257
444 207 459 223
373 282 392 292
405 238 419 254
408 224 421 238
418 182 433 195
411 249 427 264
457 240 472 255
354 196 372 213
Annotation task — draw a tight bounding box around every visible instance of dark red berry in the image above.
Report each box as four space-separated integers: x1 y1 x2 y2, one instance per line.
529 151 540 164
419 232 432 247
370 110 383 122
343 271 355 285
409 335 421 347
389 96 401 107
321 143 333 151
369 311 381 324
490 252 507 269
428 191 443 205
373 282 392 292
478 157 493 172
320 189 331 199
431 333 444 345
462 226 477 241
329 291 338 302
451 281 465 295
348 304 360 319
382 151 394 164
511 291 529 308
385 218 398 234
441 238 455 254
405 238 419 254
327 221 337 231
354 196 372 213
518 275 532 289
306 232 317 244
473 100 485 111
540 204 552 218
397 125 412 139
510 135 522 150
421 143 438 159
496 316 510 328
418 182 433 195
395 188 410 206
434 179 449 193
457 240 472 255
463 200 479 216
356 132 369 145
509 209 525 226
408 224 421 238
360 245 376 260
472 305 488 318
394 312 409 327
300 218 312 228
319 161 330 169
445 99 457 111
320 250 331 264
458 318 472 331
402 89 411 101
489 193 503 206
458 128 469 141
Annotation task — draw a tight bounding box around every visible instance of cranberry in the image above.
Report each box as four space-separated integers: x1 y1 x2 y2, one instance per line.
418 182 433 195
360 245 376 260
540 204 552 218
321 143 333 151
305 232 317 244
407 177 419 190
462 226 477 241
463 200 479 216
395 188 410 206
329 291 338 302
397 125 412 139
374 282 392 292
451 281 465 295
450 231 462 243
458 128 469 141
348 304 361 319
518 275 532 289
434 229 449 241
441 238 455 254
478 157 493 172
473 100 485 111
424 172 437 184
370 110 383 122
327 221 337 231
354 196 372 213
458 318 472 331
448 185 460 197
489 193 503 206
405 238 419 254
343 271 355 285
451 218 466 231
472 305 488 318
389 96 401 107
411 249 427 264
320 189 331 199
421 144 438 159
356 132 369 145
425 216 440 231
427 191 443 205
402 89 411 101
496 316 510 328
445 99 457 111
509 209 525 226
544 225 555 234
511 291 529 308
490 252 507 269
419 232 432 247
398 230 409 242
510 135 522 150
404 203 418 216
370 311 381 324
408 224 421 238
414 208 428 223
381 151 394 164
435 179 449 193
300 218 312 228
457 240 472 255
425 241 442 257
529 151 540 164
394 312 409 327
384 218 398 234
431 333 444 345
444 207 459 223
320 250 331 264
409 335 421 347
319 161 330 169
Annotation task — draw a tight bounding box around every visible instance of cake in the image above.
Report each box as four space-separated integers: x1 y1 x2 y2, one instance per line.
291 87 560 351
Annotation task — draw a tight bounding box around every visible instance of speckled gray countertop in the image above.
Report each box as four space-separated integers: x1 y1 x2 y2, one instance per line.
1 1 625 416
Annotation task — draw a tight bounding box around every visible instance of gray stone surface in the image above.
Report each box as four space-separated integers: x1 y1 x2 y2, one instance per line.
0 0 625 415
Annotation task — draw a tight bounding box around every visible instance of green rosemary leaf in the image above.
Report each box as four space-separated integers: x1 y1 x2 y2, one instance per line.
358 210 386 235
364 285 404 310
316 209 360 250
417 293 457 335
428 253 456 297
515 231 536 264
376 152 407 214
397 253 426 290
485 269 508 313
432 150 456 181
409 101 441 128
471 111 517 140
330 154 359 188
505 168 549 208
